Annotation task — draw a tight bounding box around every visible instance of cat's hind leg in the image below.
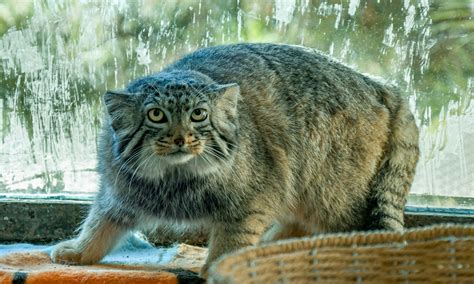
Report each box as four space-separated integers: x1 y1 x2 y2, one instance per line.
260 218 312 243
366 91 419 231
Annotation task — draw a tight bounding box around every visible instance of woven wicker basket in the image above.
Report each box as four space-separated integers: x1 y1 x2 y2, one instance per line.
208 224 474 283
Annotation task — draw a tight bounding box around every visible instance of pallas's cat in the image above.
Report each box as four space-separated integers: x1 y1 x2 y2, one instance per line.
51 43 419 276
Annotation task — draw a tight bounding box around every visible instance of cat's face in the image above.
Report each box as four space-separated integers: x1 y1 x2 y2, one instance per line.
103 71 240 179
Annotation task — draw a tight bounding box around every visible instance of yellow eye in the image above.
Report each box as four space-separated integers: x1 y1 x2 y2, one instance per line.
191 108 208 122
147 108 167 123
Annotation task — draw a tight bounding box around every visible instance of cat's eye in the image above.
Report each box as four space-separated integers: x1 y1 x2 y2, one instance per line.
191 108 208 122
147 108 167 123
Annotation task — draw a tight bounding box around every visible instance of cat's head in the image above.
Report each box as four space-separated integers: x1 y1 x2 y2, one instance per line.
103 70 240 179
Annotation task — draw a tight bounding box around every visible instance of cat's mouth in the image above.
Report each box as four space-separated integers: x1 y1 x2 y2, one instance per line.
169 150 190 156
164 149 195 165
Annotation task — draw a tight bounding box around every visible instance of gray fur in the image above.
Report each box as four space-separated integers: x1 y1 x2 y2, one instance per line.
51 43 419 277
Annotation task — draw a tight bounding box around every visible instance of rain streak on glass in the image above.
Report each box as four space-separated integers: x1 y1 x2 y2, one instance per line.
0 1 472 204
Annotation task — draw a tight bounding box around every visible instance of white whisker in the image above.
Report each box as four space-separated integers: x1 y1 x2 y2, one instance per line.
127 152 155 195
113 145 150 189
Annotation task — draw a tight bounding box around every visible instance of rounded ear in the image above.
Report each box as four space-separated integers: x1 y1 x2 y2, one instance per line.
103 90 140 131
103 90 136 115
213 83 241 118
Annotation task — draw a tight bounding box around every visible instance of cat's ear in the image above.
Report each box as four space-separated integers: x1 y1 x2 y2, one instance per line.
214 83 241 117
103 90 140 131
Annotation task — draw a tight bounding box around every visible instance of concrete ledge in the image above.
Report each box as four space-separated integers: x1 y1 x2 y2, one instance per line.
1 199 473 244
0 199 90 243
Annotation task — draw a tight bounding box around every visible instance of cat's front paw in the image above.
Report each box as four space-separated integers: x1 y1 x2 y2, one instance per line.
51 240 88 265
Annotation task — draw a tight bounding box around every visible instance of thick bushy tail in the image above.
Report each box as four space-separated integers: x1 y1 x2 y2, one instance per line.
366 85 420 230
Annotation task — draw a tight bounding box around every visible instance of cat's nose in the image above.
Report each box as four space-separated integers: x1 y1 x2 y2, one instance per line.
174 137 185 147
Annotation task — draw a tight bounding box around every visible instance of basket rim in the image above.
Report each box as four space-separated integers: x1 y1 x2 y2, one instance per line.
208 223 474 282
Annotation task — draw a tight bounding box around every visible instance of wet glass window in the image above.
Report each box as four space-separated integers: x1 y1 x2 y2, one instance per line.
0 1 472 206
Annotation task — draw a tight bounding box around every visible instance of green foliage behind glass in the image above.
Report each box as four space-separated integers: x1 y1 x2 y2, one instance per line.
0 0 472 194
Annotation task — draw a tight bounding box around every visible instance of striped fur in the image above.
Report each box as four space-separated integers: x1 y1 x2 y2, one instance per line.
51 43 420 278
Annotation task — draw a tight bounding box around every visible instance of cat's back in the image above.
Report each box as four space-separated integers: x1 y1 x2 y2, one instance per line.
167 43 340 86
167 43 386 111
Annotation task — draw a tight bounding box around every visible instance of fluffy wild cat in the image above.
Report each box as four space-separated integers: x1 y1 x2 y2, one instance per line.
51 43 419 277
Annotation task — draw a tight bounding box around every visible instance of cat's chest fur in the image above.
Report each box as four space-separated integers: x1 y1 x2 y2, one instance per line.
114 170 236 220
